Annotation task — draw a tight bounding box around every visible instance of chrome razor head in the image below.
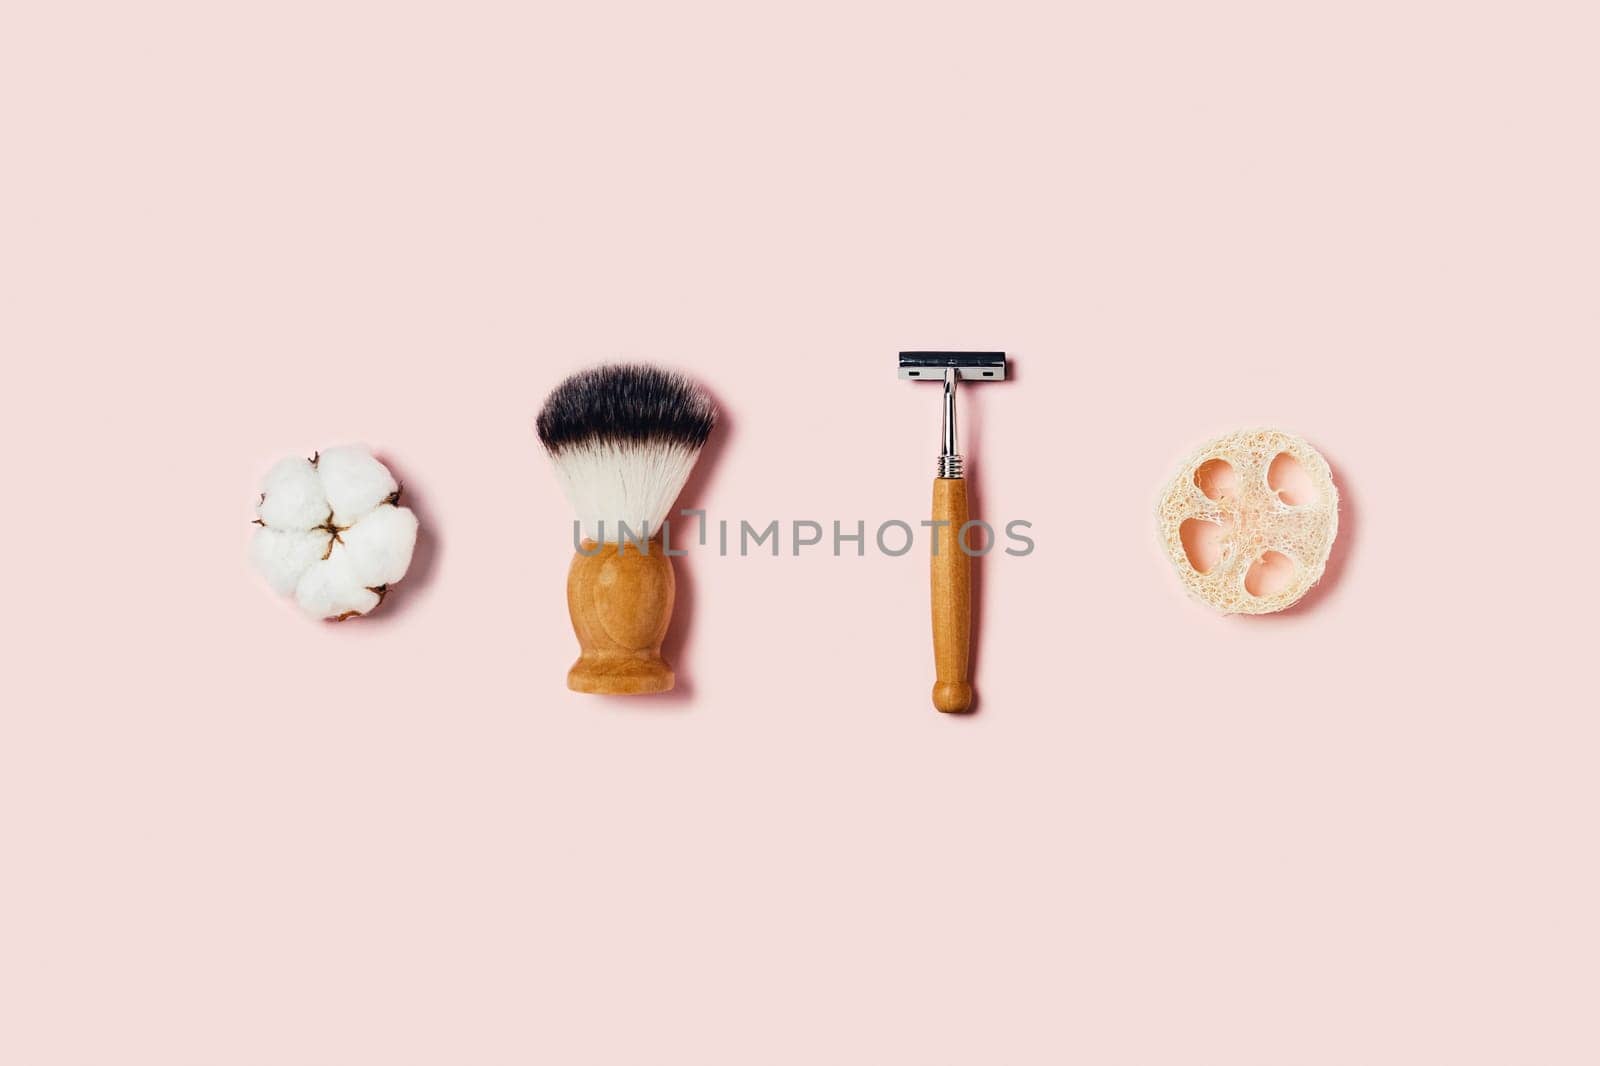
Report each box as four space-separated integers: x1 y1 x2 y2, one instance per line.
897 351 1007 381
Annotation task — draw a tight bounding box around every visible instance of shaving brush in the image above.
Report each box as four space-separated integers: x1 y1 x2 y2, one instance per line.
536 364 717 694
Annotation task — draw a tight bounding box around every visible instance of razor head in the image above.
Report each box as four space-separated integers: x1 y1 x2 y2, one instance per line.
898 351 1007 381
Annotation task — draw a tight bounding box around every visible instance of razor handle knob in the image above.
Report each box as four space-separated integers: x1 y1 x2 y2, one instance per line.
930 477 974 713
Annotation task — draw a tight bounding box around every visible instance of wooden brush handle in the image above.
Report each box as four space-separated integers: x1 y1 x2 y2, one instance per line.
565 540 675 695
930 477 973 713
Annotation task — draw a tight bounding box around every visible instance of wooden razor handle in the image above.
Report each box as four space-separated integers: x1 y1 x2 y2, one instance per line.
930 477 973 713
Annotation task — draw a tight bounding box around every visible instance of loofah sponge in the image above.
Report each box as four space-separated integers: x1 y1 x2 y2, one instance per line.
1157 429 1339 614
250 445 419 620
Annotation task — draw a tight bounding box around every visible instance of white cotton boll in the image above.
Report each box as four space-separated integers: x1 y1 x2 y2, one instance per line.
338 504 419 587
251 445 420 620
294 551 381 619
257 456 330 530
317 445 399 527
250 527 331 595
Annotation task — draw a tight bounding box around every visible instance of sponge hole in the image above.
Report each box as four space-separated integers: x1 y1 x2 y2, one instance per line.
1180 518 1229 574
1244 551 1295 597
1268 452 1317 505
1194 458 1238 500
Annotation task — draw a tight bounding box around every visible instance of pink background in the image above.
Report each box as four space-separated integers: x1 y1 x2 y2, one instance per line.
3 1 1596 1062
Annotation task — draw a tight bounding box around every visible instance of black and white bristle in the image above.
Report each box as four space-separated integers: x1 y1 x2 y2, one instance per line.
537 364 717 544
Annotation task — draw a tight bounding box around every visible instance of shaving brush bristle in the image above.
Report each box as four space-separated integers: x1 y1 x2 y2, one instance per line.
537 364 717 544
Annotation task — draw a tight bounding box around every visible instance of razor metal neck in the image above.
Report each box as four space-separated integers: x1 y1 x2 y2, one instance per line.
938 367 964 479
898 351 1005 478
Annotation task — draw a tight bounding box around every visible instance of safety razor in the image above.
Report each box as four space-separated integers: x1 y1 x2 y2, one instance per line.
899 351 1008 713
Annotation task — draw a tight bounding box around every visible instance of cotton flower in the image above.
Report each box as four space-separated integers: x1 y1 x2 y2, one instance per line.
250 445 419 619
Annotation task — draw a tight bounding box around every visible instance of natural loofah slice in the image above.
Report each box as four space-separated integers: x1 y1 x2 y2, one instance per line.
249 445 419 620
1157 428 1339 614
